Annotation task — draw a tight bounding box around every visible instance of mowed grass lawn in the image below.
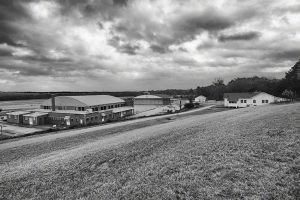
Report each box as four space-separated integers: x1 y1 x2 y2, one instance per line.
0 103 299 199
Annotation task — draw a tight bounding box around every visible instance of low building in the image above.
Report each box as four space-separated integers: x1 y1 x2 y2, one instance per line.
194 95 207 103
47 109 112 126
134 94 171 105
6 111 31 124
111 107 135 120
23 112 48 126
224 92 276 108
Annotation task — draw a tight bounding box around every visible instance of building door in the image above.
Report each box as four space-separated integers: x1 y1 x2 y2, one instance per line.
29 118 33 125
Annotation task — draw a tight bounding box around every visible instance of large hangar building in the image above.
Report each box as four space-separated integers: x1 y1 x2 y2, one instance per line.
5 95 134 127
39 95 134 126
41 95 126 112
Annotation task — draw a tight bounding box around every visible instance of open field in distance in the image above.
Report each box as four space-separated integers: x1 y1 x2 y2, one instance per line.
0 103 299 199
0 99 45 111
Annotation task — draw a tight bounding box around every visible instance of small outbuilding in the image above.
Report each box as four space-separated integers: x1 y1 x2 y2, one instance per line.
23 112 48 126
194 95 207 103
6 111 31 124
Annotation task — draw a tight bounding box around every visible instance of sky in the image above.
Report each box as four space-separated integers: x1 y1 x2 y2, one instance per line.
0 0 299 91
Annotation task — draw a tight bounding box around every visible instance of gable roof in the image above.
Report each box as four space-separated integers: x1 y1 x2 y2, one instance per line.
7 111 31 115
195 95 206 98
154 94 171 98
223 92 261 101
134 95 162 99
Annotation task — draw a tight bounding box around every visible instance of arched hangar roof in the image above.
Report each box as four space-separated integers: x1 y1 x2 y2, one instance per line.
42 95 125 107
134 95 162 99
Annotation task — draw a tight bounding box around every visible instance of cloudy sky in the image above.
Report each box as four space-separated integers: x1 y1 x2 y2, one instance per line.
0 0 299 91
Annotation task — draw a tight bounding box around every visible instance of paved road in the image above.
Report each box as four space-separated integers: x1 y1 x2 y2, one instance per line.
0 105 214 150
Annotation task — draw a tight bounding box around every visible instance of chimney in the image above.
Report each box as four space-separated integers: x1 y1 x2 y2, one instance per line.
51 94 56 111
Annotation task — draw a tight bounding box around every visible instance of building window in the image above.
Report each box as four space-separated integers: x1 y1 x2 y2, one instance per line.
265 100 269 103
86 118 89 122
14 115 17 120
253 100 256 103
262 100 265 103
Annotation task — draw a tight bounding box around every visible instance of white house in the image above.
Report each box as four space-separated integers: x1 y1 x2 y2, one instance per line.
224 92 277 108
194 95 207 103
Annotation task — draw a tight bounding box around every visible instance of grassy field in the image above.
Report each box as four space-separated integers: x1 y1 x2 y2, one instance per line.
0 99 45 111
0 103 299 199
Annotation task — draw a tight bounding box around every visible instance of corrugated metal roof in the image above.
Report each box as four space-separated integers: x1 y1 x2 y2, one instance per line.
42 95 125 107
134 95 162 99
154 94 171 98
6 111 31 115
65 95 125 106
112 106 134 113
23 112 48 117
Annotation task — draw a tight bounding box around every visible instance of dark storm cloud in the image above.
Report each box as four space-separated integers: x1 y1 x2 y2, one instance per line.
113 0 128 6
0 0 30 20
108 36 140 55
0 1 31 50
0 0 299 91
173 57 198 66
119 43 140 55
0 49 12 56
150 44 169 54
0 62 55 76
58 0 126 21
267 49 300 61
175 10 233 33
112 7 235 49
19 54 74 63
0 34 24 47
218 31 261 42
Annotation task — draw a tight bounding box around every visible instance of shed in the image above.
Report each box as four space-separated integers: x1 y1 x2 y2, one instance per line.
6 111 31 124
23 112 48 126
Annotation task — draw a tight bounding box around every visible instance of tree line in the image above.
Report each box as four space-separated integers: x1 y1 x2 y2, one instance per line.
192 60 300 100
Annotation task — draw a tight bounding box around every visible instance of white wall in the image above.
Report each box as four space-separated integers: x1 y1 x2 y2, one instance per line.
224 93 276 108
195 96 206 102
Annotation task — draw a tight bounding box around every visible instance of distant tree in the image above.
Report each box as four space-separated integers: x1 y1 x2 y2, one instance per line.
188 88 195 103
282 89 295 101
184 102 194 109
212 78 225 86
278 60 300 97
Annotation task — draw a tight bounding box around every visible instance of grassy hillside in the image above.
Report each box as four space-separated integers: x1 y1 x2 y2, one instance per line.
0 103 299 199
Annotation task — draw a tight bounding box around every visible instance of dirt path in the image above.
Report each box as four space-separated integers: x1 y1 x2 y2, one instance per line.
0 105 214 150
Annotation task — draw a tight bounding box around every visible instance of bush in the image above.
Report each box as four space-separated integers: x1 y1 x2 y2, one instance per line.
184 103 194 109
